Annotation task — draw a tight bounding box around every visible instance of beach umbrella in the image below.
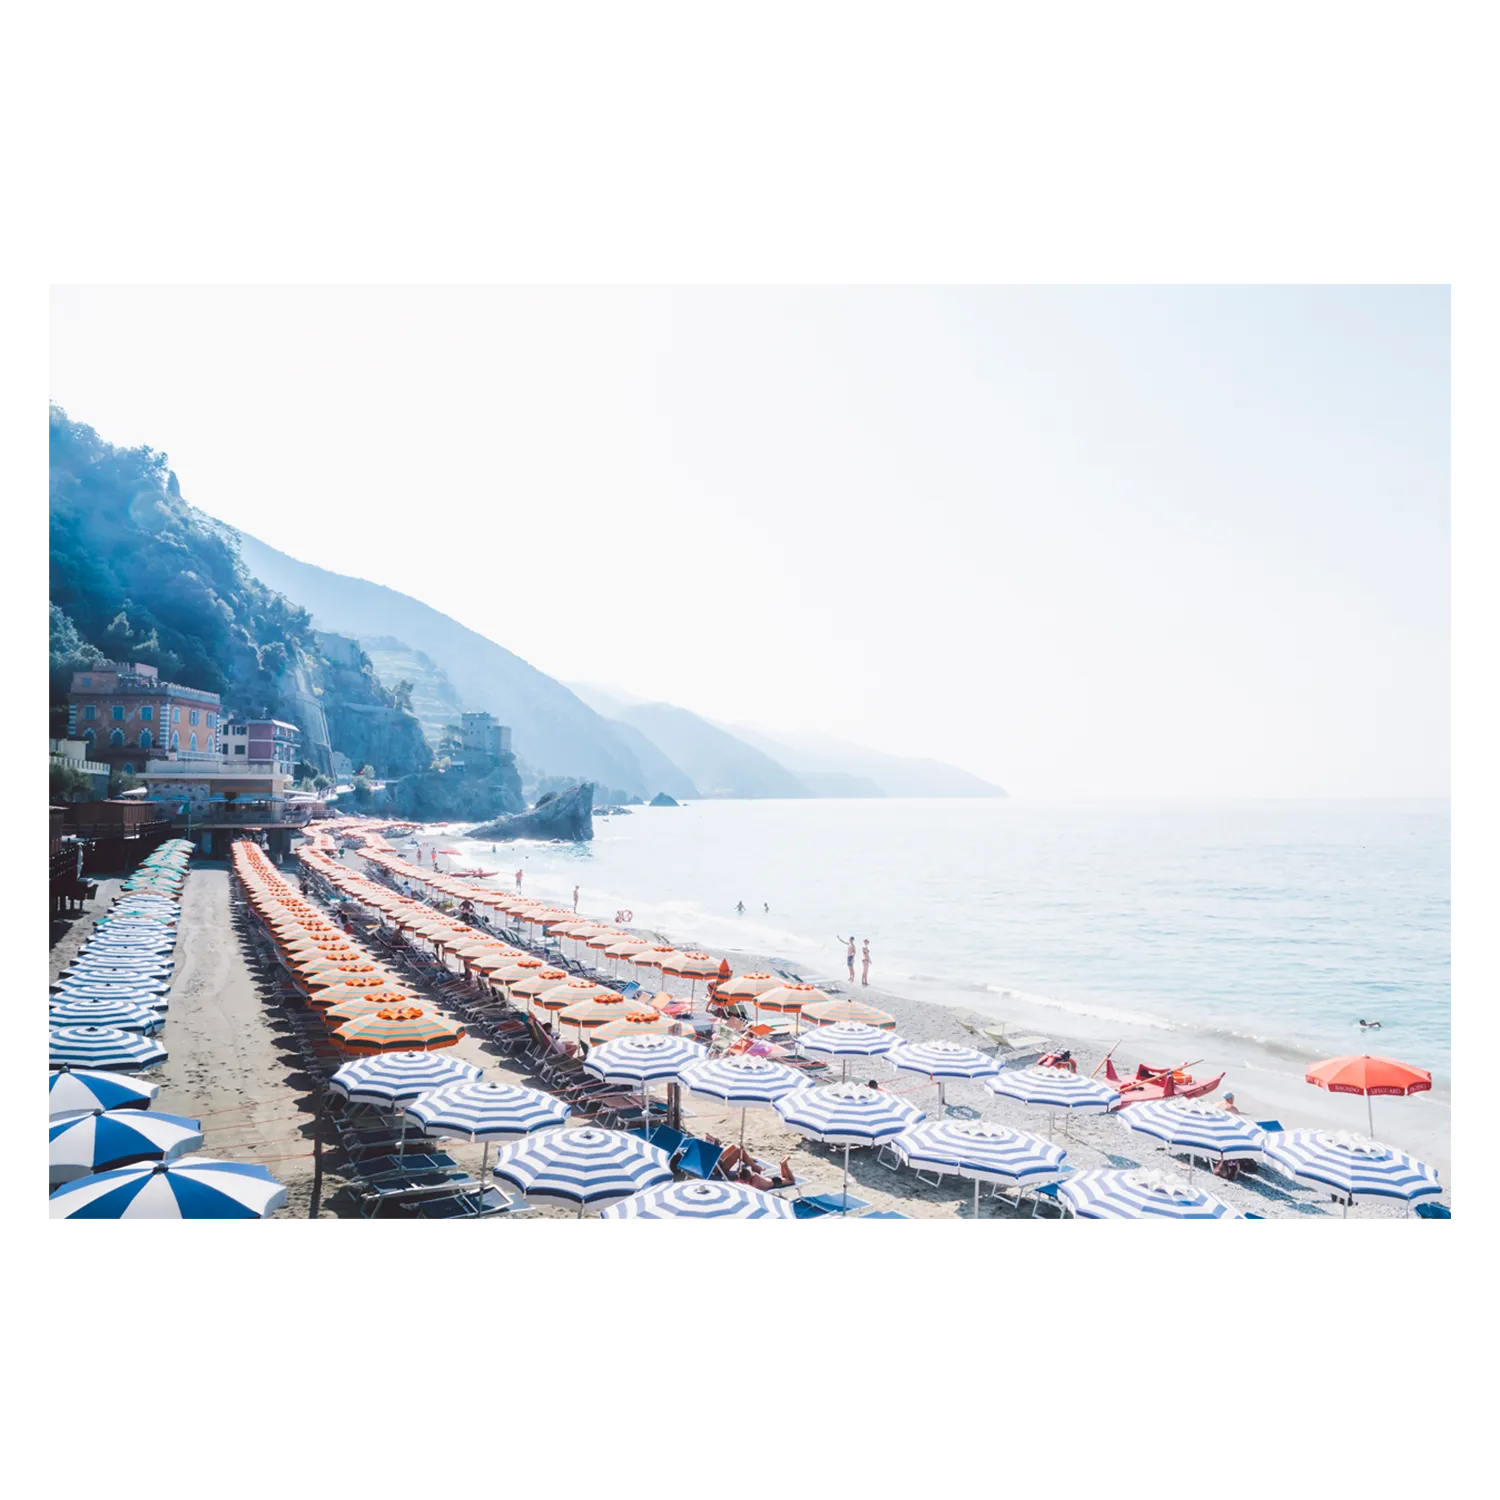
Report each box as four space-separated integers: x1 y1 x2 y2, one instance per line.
405 1080 571 1211
713 972 782 1012
754 983 827 1034
329 1049 481 1114
54 985 170 1012
775 1082 926 1211
584 1032 708 1140
801 997 897 1030
590 1009 678 1043
659 951 721 1000
1263 1129 1442 1215
334 1005 464 1054
796 1021 904 1081
489 1126 675 1215
556 991 637 1040
305 980 410 1011
629 946 680 982
49 1026 167 1072
49 1108 205 1186
321 995 420 1027
49 1066 159 1118
600 1180 798 1219
469 951 531 976
508 969 571 1011
986 1066 1121 1136
1304 1055 1433 1138
49 1157 289 1218
891 1119 1068 1218
1060 1168 1241 1219
47 999 165 1034
887 1039 1001 1116
1120 1099 1268 1175
678 1054 806 1150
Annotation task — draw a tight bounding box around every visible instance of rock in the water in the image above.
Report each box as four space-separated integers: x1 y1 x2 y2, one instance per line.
648 792 679 807
470 782 594 842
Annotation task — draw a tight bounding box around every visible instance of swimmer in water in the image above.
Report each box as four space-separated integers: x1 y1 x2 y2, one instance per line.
1359 1018 1383 1030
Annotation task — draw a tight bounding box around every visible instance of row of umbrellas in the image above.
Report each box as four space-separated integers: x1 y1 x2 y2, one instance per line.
49 841 291 1216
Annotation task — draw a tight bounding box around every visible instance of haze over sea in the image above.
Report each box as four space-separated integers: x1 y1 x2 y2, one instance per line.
446 796 1451 1084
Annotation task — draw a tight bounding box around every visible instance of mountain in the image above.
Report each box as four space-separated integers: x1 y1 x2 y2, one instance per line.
729 724 1007 798
235 532 660 797
48 407 430 779
603 718 700 801
359 636 466 748
612 702 809 799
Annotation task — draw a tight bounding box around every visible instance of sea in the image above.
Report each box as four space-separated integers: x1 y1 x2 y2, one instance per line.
435 797 1451 1093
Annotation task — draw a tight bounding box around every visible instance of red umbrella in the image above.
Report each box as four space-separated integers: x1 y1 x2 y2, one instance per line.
1306 1054 1432 1137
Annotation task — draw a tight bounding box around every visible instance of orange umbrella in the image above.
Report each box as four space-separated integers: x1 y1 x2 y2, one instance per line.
714 973 782 1010
557 992 637 1039
630 946 679 978
321 994 420 1027
507 968 570 1004
801 997 897 1030
478 956 546 982
333 1006 464 1052
306 978 404 1010
591 1009 677 1043
1306 1054 1433 1136
659 951 720 999
533 979 615 1020
755 983 828 1034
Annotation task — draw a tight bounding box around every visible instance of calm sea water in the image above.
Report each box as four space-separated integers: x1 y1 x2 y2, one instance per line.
442 798 1450 1082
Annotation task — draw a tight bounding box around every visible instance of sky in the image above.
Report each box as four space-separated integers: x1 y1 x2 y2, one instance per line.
49 286 1449 798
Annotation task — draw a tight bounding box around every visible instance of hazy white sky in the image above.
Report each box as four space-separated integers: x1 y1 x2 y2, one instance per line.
49 286 1449 798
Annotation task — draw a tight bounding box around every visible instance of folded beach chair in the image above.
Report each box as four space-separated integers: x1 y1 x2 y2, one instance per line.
627 1125 687 1159
348 1151 460 1182
416 1186 530 1219
674 1138 725 1181
358 1169 479 1215
1415 1202 1451 1219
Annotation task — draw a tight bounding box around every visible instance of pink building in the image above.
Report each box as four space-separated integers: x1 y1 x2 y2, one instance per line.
224 718 302 777
67 662 223 777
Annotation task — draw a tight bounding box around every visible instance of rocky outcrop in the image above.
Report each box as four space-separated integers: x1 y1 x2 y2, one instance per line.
649 792 679 807
392 756 525 822
470 782 594 842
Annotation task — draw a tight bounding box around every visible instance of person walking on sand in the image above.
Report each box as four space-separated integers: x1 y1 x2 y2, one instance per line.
736 901 745 915
515 868 523 893
837 935 855 982
861 940 871 987
573 885 580 913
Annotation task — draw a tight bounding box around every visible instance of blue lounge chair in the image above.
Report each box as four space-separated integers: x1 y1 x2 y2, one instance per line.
1415 1202 1450 1219
796 1191 871 1216
1255 1119 1284 1133
860 1210 914 1219
675 1138 725 1180
792 1199 831 1219
628 1125 687 1159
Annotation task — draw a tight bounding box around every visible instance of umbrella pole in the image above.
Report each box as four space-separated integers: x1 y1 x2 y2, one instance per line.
939 1081 946 1118
843 1144 851 1211
479 1140 489 1213
973 1177 980 1220
740 1106 747 1152
643 1083 650 1140
1367 1094 1374 1139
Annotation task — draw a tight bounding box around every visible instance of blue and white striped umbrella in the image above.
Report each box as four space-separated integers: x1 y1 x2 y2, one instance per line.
49 1157 288 1218
48 999 165 1034
678 1054 804 1149
776 1082 927 1210
50 1108 205 1186
406 1080 571 1206
59 975 171 996
1120 1099 1268 1162
795 1023 903 1078
583 1033 707 1142
489 1126 674 1214
986 1067 1120 1129
891 1119 1068 1217
887 1039 1000 1115
49 1066 159 1118
49 1026 167 1072
582 1032 708 1084
1263 1130 1442 1212
1060 1168 1241 1219
53 988 170 1013
328 1049 482 1107
600 1180 798 1219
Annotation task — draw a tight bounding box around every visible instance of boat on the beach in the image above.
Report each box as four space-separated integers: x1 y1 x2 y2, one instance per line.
1101 1057 1225 1107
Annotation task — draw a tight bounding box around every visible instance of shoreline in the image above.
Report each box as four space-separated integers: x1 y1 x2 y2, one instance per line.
401 827 1451 1202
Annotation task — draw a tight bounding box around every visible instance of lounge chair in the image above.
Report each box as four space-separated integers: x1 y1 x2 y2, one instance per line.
796 1191 871 1216
627 1125 687 1158
358 1169 479 1214
348 1151 460 1181
860 1210 914 1219
416 1186 530 1219
1415 1202 1451 1219
674 1138 725 1181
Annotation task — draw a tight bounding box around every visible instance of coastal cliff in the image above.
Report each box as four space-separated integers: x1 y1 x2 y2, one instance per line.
469 782 594 842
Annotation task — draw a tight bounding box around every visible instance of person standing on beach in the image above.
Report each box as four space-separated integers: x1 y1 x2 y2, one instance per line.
837 935 855 982
861 940 871 986
736 901 745 915
515 868 523 892
573 885 580 913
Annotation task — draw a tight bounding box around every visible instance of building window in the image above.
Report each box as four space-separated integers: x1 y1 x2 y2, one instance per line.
82 728 95 745
190 732 197 752
109 729 125 747
80 676 91 686
122 762 134 775
207 713 216 727
112 705 124 721
141 705 153 722
171 731 179 750
84 705 96 721
190 710 200 726
139 729 153 749
173 707 181 723
235 745 246 755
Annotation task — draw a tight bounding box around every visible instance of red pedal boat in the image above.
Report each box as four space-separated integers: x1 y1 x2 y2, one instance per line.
1103 1057 1225 1107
